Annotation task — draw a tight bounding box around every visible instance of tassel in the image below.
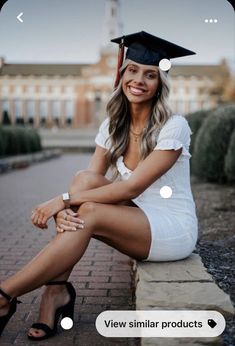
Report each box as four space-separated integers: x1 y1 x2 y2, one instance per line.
113 38 125 89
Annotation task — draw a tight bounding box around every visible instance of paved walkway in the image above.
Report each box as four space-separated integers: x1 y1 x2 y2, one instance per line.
0 154 138 345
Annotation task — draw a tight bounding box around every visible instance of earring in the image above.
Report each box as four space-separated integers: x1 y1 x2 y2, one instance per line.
156 91 161 98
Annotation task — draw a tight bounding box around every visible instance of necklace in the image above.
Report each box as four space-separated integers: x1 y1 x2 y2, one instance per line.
129 127 145 142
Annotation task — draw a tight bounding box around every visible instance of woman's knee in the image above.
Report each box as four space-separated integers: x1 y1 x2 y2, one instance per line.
77 202 97 232
79 201 96 215
69 170 100 193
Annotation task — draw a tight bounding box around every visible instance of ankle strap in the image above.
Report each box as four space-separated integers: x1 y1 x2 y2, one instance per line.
46 281 69 286
0 287 21 304
0 287 12 301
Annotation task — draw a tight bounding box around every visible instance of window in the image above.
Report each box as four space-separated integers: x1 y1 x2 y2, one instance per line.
189 101 198 112
1 86 9 94
15 86 22 95
202 100 211 110
65 100 74 119
52 86 61 95
39 86 48 94
190 87 198 97
26 100 35 118
94 95 101 115
64 86 73 94
14 99 22 118
39 100 48 118
27 86 35 93
52 100 60 118
178 87 185 95
2 99 9 112
177 100 186 114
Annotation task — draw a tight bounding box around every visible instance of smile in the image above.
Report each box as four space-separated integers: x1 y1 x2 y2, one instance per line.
128 86 146 96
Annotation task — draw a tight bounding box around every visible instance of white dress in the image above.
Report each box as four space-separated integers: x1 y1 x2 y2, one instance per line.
95 115 198 262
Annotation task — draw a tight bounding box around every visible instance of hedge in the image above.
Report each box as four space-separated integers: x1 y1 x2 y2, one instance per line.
191 104 235 183
224 129 235 182
186 109 211 156
0 126 5 156
0 126 42 157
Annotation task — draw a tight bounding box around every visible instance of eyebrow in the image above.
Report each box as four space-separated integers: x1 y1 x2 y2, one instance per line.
128 64 158 73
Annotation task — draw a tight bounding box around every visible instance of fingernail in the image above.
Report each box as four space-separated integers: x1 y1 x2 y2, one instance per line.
72 227 77 231
81 220 85 224
80 225 84 229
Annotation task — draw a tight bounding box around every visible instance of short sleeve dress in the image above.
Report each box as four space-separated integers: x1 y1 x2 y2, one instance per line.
95 115 198 262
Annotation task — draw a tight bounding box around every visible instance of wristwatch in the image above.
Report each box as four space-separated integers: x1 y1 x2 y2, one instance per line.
62 192 70 209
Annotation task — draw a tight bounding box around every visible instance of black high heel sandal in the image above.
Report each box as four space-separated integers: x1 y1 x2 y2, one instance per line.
28 280 76 341
0 288 22 337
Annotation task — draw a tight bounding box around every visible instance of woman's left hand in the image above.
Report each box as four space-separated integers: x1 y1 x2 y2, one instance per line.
31 196 64 229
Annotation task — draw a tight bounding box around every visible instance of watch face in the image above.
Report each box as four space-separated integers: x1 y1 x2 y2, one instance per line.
63 193 70 201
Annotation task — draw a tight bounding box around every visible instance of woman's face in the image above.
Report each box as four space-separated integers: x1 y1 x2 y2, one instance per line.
122 62 160 105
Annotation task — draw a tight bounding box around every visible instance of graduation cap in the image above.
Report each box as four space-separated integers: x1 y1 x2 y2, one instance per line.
111 31 196 88
0 0 8 12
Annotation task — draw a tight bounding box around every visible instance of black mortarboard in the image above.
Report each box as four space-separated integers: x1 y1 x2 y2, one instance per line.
0 0 8 12
111 31 196 87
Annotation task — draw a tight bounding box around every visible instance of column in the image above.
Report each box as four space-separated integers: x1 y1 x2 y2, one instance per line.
22 100 27 123
47 100 53 127
34 100 40 127
9 100 15 124
60 100 66 127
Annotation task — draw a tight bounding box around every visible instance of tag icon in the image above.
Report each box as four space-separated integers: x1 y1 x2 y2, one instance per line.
208 319 217 328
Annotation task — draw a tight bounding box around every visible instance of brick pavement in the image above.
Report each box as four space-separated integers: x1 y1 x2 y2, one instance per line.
0 154 139 346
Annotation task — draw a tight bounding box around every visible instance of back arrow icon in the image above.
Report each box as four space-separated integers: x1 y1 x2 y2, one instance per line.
17 12 23 23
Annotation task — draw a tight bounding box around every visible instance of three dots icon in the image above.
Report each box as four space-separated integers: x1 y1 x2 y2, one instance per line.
205 19 218 23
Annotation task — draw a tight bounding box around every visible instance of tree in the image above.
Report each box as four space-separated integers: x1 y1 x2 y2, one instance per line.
2 110 11 125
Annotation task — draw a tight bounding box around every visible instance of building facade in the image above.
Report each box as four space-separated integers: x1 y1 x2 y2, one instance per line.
0 0 232 128
0 55 231 128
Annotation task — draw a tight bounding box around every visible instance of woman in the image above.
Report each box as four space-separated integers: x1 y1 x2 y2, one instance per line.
0 31 198 340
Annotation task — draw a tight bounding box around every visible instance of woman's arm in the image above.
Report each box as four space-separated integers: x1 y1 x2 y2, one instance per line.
70 147 182 205
31 145 110 228
31 147 182 227
87 145 110 175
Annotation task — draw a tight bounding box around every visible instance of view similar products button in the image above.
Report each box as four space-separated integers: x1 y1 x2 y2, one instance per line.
96 310 226 337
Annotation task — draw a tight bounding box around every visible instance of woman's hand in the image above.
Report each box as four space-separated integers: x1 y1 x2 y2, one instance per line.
55 208 85 233
31 196 64 229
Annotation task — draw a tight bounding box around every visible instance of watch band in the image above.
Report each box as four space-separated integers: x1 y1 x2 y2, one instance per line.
62 192 70 209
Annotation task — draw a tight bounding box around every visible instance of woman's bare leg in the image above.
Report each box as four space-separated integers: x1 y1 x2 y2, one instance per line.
27 170 113 337
27 171 137 338
0 201 101 338
0 171 110 336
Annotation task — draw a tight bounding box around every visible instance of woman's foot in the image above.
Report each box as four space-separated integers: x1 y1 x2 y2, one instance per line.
27 284 71 339
0 289 21 337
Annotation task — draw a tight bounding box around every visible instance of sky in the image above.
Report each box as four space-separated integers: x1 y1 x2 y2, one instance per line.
0 0 234 68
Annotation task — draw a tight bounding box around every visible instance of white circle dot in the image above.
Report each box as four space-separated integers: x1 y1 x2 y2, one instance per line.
160 186 172 198
61 317 73 330
205 19 208 23
159 58 171 71
209 19 213 23
214 19 218 23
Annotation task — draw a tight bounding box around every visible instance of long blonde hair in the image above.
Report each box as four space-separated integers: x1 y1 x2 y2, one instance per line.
104 60 173 180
